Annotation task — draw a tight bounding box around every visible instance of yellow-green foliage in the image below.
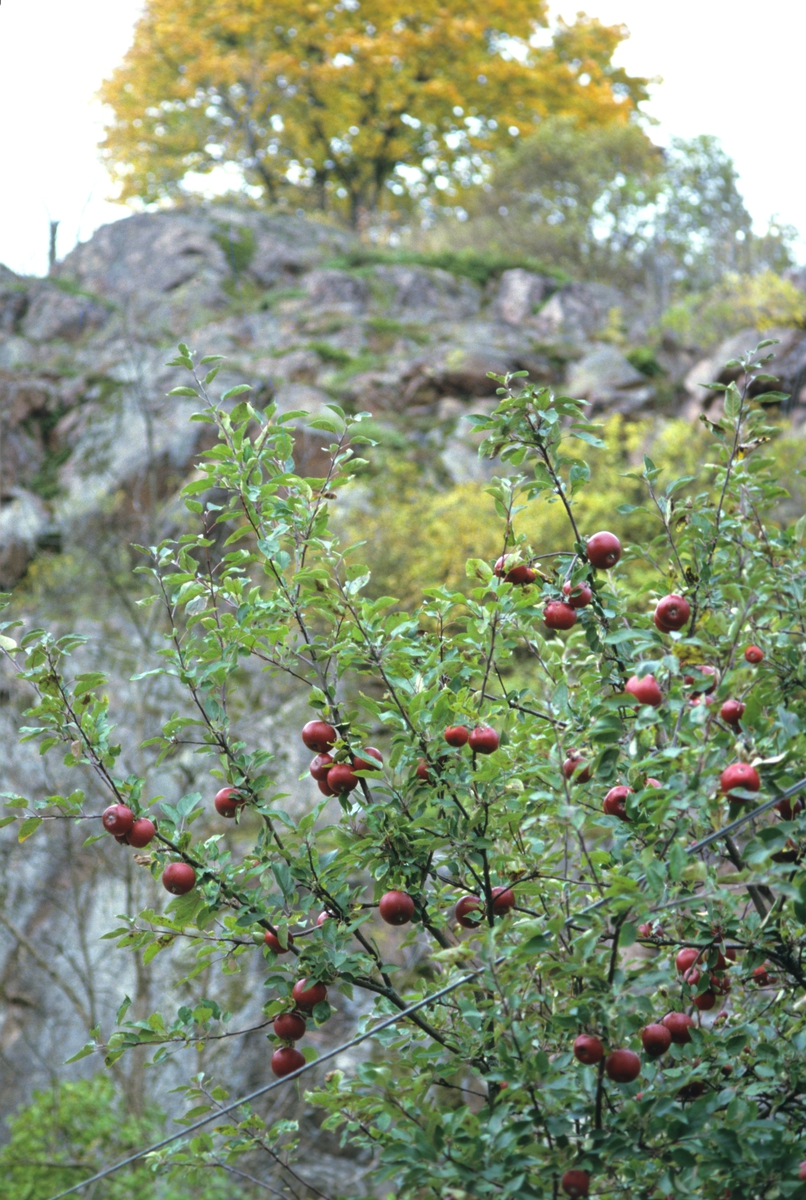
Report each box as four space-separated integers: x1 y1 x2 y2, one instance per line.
341 416 806 606
662 270 806 349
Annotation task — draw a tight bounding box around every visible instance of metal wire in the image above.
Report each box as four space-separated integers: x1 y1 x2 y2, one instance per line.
46 776 806 1199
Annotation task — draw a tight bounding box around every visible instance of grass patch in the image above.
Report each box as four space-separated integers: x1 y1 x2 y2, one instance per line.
212 222 256 275
260 285 306 310
365 316 430 346
308 341 354 365
324 248 569 288
626 347 665 378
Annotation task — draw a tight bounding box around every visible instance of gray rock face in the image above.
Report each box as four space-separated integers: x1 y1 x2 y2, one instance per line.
0 488 51 587
531 282 624 346
683 328 806 418
59 212 231 301
371 264 481 321
492 268 553 325
305 268 369 312
0 266 28 334
22 284 110 341
566 344 655 412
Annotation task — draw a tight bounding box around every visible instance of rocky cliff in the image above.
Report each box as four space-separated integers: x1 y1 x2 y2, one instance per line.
3 203 805 591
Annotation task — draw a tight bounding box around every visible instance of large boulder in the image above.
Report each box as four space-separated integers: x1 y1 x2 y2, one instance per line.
244 213 355 287
566 345 655 412
531 282 624 346
370 265 481 322
492 268 554 326
304 269 369 313
683 328 806 415
0 266 28 334
59 212 229 301
0 489 51 588
22 284 110 342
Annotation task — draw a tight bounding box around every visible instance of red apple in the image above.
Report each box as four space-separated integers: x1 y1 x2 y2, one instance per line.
586 531 622 569
561 1169 590 1197
572 1034 604 1065
264 929 294 954
317 776 337 797
638 922 660 939
675 947 702 974
271 1046 305 1077
162 862 196 895
641 1023 672 1056
301 720 337 753
720 762 760 797
455 895 483 929
353 748 383 771
317 910 332 926
678 1081 706 1101
625 674 663 707
693 989 716 1011
544 601 577 631
415 759 431 781
379 890 415 926
494 557 536 584
117 817 156 848
491 885 515 915
102 804 135 836
720 699 745 727
273 1012 306 1042
662 1012 695 1044
605 1049 641 1083
798 1162 806 1182
562 752 591 784
292 978 328 1012
775 796 803 820
563 580 592 608
646 777 662 789
654 594 690 632
744 645 764 664
444 725 469 747
309 754 334 781
214 786 246 818
752 963 774 987
603 785 632 822
328 762 360 793
468 725 499 754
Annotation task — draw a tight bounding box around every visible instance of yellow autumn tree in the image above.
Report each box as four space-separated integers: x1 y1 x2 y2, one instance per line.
100 0 650 223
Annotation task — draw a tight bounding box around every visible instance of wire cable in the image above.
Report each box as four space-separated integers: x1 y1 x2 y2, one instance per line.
46 776 806 1199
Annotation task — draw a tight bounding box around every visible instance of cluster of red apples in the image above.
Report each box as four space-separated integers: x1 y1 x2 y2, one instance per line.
101 803 199 897
267 975 329 1078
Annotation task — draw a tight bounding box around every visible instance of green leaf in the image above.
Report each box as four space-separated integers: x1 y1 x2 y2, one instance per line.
18 816 43 842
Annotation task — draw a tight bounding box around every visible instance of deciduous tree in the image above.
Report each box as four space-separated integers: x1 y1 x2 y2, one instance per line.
99 0 650 222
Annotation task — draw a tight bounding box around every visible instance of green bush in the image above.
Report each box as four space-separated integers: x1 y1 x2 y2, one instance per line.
0 1076 229 1199
5 342 806 1199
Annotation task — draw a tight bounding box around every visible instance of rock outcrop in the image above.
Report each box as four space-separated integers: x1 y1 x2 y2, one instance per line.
0 204 804 588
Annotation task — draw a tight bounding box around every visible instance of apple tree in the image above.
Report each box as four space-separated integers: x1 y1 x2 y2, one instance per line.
3 338 806 1198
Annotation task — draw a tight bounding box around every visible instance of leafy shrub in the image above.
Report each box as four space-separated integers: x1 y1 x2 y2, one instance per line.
0 1075 228 1199
661 269 806 348
5 342 806 1199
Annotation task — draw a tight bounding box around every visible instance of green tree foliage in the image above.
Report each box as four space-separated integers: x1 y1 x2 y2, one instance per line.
4 340 806 1196
0 1075 228 1199
646 137 795 300
660 269 806 349
99 0 649 222
455 116 662 277
425 131 794 293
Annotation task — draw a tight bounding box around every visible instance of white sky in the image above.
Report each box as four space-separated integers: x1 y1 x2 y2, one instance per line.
0 0 803 277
